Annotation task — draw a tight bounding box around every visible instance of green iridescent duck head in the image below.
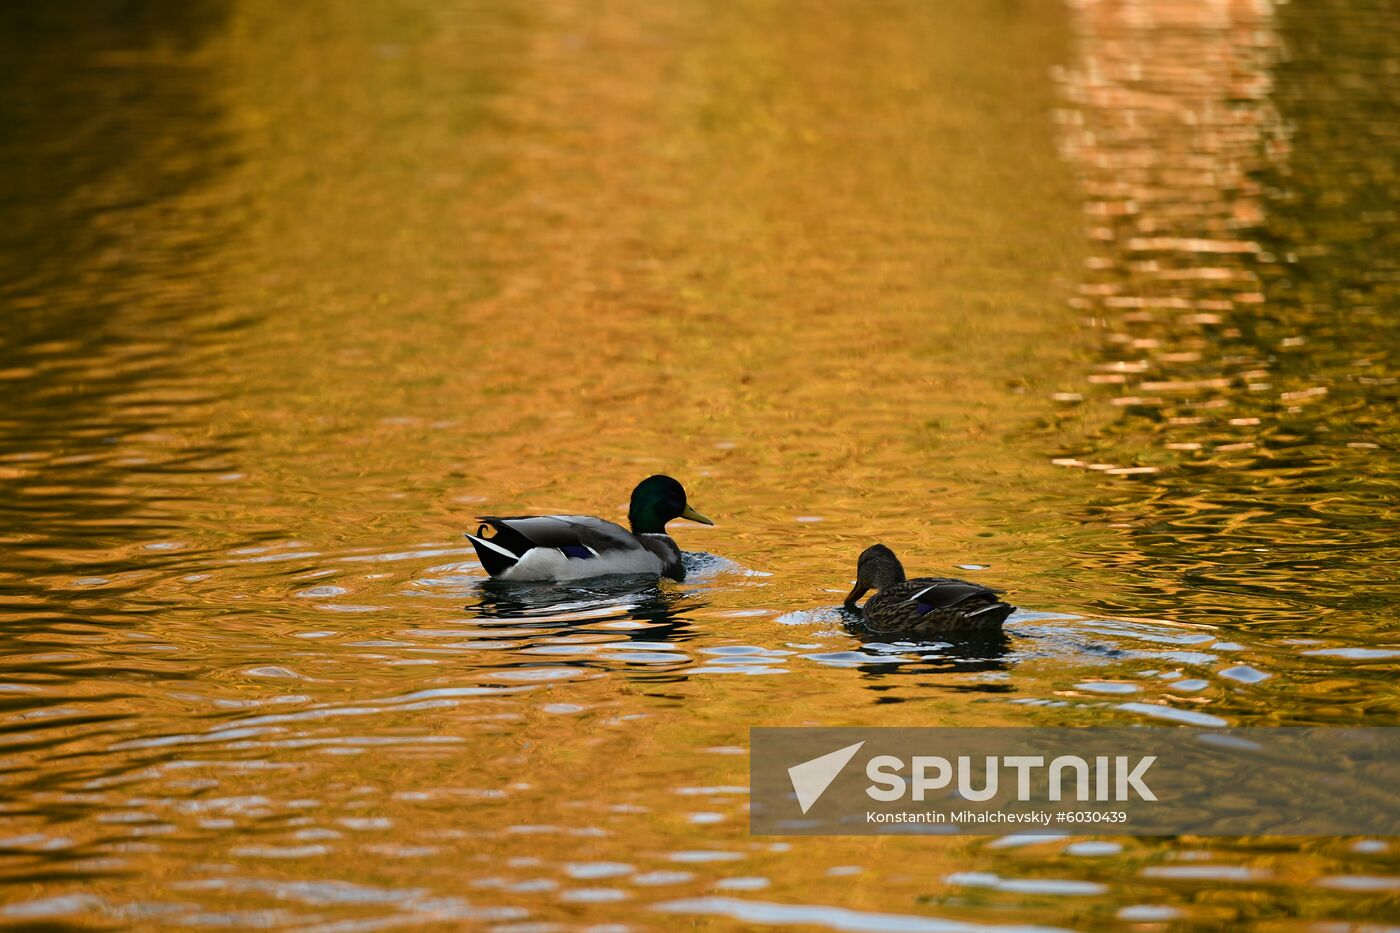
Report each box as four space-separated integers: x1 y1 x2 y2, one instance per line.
628 475 713 535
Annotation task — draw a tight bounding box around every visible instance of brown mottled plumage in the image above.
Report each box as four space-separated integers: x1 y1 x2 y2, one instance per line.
844 544 1014 636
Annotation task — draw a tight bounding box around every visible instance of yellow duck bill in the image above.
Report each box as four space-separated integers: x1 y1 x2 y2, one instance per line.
681 505 714 525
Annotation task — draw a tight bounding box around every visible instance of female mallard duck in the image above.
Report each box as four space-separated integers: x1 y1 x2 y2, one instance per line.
844 544 1015 635
465 475 713 583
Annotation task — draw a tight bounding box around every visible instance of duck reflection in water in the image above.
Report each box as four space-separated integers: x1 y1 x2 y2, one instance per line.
837 604 1015 687
467 573 699 644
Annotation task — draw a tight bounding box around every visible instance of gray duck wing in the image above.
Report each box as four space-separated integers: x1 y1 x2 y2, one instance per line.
476 514 642 559
903 577 1006 610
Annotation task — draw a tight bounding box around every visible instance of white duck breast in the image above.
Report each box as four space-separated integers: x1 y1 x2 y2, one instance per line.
498 545 664 582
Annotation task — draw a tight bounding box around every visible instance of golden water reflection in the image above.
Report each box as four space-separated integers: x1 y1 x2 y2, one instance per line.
0 0 1397 928
1053 0 1400 637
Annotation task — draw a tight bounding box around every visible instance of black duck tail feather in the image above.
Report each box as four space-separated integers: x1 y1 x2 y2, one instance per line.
474 517 540 558
465 529 521 577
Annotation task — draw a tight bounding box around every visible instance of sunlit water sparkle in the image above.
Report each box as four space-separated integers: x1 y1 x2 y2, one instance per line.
1 0 1397 929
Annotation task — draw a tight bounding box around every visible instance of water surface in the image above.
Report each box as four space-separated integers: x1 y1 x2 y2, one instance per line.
1 0 1397 928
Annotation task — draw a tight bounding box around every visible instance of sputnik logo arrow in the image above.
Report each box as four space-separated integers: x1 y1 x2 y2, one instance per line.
787 741 865 814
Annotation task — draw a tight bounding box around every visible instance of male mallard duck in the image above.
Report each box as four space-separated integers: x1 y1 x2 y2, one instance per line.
465 475 713 583
844 544 1015 635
